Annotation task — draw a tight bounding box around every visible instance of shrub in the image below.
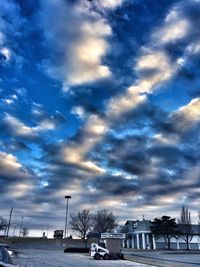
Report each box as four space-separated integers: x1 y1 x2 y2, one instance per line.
64 247 89 253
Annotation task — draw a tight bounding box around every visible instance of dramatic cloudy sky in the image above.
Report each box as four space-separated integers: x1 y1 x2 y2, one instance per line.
1 0 200 236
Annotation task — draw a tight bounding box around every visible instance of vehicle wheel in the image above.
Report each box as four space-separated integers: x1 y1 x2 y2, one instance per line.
103 253 110 260
94 253 101 260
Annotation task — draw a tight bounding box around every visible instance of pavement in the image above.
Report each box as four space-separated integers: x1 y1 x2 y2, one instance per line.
12 248 200 267
123 249 200 267
13 250 157 267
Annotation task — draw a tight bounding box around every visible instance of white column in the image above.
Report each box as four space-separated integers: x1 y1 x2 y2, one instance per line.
146 234 150 249
132 235 134 248
142 233 145 250
136 234 140 249
176 238 180 250
152 234 156 249
122 239 125 248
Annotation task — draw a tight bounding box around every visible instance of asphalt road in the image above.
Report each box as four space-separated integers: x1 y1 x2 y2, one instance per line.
13 250 156 267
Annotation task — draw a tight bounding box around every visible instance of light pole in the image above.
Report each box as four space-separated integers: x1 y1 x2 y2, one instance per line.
64 195 71 238
6 206 13 237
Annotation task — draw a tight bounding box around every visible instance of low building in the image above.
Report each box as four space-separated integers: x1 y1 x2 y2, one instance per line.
53 230 63 239
121 219 200 250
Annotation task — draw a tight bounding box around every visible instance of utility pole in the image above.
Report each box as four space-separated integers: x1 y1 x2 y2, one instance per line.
64 195 71 238
6 206 13 237
19 216 24 237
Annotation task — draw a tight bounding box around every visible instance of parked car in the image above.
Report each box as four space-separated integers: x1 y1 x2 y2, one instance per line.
0 245 20 267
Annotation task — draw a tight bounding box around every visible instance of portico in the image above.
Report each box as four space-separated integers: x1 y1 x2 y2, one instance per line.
125 231 156 249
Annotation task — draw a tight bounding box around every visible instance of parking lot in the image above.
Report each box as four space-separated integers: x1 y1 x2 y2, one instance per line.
13 250 156 267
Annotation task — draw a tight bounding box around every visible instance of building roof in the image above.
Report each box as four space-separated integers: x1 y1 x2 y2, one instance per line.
123 220 200 235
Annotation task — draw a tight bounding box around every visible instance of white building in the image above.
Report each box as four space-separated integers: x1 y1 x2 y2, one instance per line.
120 219 200 250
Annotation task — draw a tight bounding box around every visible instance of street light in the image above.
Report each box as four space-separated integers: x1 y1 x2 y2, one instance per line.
64 195 71 238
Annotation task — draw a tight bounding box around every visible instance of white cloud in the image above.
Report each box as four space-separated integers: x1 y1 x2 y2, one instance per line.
186 40 200 54
152 2 191 46
41 0 112 86
0 151 22 172
153 19 190 45
4 114 36 137
62 115 108 174
37 119 55 131
108 49 173 117
153 133 180 145
2 98 14 105
71 106 86 119
136 50 171 76
177 97 200 123
1 94 18 105
3 113 56 138
0 47 11 61
94 0 124 9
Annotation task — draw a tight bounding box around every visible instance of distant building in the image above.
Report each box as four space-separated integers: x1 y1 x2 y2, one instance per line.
53 230 63 239
120 219 200 250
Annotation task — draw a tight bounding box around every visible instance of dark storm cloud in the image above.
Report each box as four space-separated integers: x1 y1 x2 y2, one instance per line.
0 116 37 140
70 79 122 112
84 97 200 204
104 137 150 175
109 101 169 130
155 109 200 139
0 151 36 208
89 174 139 196
38 142 90 188
181 0 200 30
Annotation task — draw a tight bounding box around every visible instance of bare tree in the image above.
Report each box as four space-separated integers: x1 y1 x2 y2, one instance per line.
21 227 29 237
0 217 7 235
178 205 193 250
70 209 93 239
93 209 118 233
